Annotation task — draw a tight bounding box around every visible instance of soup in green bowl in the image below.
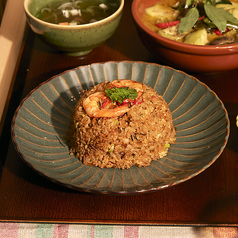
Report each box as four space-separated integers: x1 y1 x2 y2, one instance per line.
24 0 124 56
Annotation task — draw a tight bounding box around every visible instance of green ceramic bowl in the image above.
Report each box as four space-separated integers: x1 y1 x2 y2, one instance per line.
11 61 229 194
24 0 124 56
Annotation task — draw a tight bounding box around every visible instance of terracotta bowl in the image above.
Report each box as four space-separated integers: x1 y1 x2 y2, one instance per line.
24 0 124 56
132 0 238 73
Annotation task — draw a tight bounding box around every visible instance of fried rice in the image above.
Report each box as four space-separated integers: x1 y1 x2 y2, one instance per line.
67 80 176 169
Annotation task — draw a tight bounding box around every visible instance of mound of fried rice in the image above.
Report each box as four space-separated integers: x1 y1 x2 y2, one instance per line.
67 80 176 169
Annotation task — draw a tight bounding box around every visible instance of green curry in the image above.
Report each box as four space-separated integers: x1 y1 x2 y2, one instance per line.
143 0 238 45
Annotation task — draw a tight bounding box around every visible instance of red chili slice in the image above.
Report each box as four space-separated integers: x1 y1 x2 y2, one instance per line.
156 20 180 29
133 98 143 105
101 98 110 108
214 28 229 35
156 16 205 29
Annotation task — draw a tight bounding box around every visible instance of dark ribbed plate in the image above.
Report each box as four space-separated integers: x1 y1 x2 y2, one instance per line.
11 61 230 194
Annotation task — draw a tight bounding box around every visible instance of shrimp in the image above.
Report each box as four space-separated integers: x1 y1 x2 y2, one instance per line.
109 79 143 98
83 91 129 118
83 80 144 118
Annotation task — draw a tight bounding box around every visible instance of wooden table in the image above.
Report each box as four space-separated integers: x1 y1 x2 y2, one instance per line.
1 0 238 225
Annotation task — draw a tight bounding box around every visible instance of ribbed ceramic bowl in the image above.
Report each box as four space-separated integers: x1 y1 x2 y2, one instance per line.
11 61 229 194
132 0 238 73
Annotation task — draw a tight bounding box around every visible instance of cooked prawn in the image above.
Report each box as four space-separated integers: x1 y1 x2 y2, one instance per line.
83 91 129 118
109 79 143 98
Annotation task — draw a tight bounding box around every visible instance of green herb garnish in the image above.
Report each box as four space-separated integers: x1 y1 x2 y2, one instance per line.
108 144 115 153
105 87 138 104
164 143 170 148
178 0 238 33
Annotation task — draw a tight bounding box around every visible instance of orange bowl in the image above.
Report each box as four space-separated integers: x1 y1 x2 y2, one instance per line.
132 0 238 73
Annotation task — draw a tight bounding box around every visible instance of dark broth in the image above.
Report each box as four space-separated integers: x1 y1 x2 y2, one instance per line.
35 0 120 25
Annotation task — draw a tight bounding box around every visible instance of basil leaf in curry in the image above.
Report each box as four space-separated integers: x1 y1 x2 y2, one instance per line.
178 7 199 33
178 0 238 33
205 4 238 32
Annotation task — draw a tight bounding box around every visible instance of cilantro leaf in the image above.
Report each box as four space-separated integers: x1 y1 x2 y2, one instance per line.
178 7 199 33
105 87 138 104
